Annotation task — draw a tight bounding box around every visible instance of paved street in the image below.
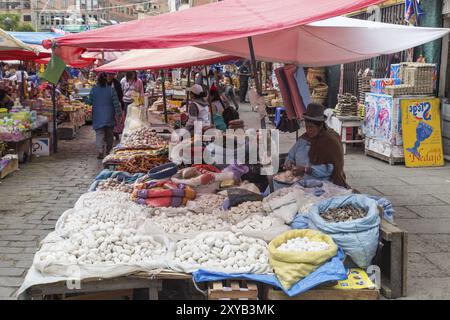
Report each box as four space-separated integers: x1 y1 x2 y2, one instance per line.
0 104 449 299
0 126 102 299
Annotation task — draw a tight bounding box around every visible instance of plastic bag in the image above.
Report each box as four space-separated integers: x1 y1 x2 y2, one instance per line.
268 229 338 290
307 194 380 268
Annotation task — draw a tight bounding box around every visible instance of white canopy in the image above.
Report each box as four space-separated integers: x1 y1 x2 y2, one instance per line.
199 17 450 66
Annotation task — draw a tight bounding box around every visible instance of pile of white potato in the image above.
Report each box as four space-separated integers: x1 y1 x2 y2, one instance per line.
151 211 229 234
218 201 266 224
173 232 270 273
277 237 330 252
187 194 226 214
59 202 151 237
232 214 285 232
74 191 133 211
37 228 166 265
96 178 134 193
122 128 167 148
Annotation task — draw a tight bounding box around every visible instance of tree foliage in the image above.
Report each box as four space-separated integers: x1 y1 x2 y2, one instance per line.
0 13 35 31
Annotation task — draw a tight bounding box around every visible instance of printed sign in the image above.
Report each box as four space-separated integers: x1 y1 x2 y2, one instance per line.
401 98 444 167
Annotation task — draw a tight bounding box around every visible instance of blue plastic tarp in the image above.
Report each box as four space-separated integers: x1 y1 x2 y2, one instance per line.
193 249 347 297
7 32 64 45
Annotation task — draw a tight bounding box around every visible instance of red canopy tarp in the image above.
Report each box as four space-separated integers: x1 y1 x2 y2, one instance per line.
95 47 237 72
44 0 383 51
0 49 50 61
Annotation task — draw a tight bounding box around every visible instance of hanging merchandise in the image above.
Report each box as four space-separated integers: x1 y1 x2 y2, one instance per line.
284 64 306 118
275 67 296 119
294 66 311 106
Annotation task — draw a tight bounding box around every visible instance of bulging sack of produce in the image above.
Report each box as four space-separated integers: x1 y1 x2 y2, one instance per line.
263 188 304 224
268 229 337 290
307 194 380 268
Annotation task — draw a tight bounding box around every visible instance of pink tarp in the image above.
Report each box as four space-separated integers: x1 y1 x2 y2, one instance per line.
201 17 450 66
44 0 383 51
95 47 236 72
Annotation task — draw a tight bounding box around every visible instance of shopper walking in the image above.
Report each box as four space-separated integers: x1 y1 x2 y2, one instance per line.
106 72 125 140
120 71 145 111
223 75 240 111
238 60 251 103
87 73 122 159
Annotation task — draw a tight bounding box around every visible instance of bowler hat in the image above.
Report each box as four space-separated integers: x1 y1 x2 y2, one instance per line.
304 103 326 122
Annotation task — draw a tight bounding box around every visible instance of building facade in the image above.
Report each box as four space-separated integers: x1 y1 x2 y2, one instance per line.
0 0 169 31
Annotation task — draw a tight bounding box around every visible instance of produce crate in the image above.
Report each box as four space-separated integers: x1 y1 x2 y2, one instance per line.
57 123 76 140
375 219 408 299
208 280 258 300
0 156 19 179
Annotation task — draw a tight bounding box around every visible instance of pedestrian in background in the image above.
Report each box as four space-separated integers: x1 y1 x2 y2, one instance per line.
238 60 251 103
120 71 144 111
87 73 122 159
106 72 125 140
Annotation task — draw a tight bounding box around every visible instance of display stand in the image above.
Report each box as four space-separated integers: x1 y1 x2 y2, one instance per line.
336 116 364 154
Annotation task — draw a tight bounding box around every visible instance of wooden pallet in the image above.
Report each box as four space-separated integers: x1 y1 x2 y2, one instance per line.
266 286 380 300
60 289 134 300
377 219 408 299
208 280 258 300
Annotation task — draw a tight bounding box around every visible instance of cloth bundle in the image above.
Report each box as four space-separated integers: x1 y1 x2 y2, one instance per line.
88 169 146 191
132 180 196 207
171 164 246 188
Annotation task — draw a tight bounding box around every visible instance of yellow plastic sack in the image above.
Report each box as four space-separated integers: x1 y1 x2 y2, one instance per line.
268 229 338 290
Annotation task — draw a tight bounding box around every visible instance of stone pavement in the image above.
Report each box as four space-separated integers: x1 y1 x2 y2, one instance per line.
0 126 102 299
0 104 449 299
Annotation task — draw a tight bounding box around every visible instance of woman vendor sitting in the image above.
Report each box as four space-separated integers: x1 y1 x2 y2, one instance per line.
283 103 348 188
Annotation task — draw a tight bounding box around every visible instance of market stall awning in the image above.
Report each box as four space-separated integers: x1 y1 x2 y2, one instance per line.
8 31 65 45
43 0 384 51
198 17 450 66
0 28 39 53
95 47 237 72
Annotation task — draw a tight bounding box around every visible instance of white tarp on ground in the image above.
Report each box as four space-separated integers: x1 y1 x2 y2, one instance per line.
200 17 450 66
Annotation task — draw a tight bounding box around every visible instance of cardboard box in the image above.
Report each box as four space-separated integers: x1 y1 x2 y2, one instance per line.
370 78 402 94
32 137 51 156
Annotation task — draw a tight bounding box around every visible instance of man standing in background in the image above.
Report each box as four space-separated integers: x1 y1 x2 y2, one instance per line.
238 60 251 103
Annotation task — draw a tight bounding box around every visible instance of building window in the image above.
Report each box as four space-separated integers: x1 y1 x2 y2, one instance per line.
23 15 32 22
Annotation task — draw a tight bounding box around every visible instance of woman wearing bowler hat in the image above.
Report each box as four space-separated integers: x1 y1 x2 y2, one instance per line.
283 103 348 188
